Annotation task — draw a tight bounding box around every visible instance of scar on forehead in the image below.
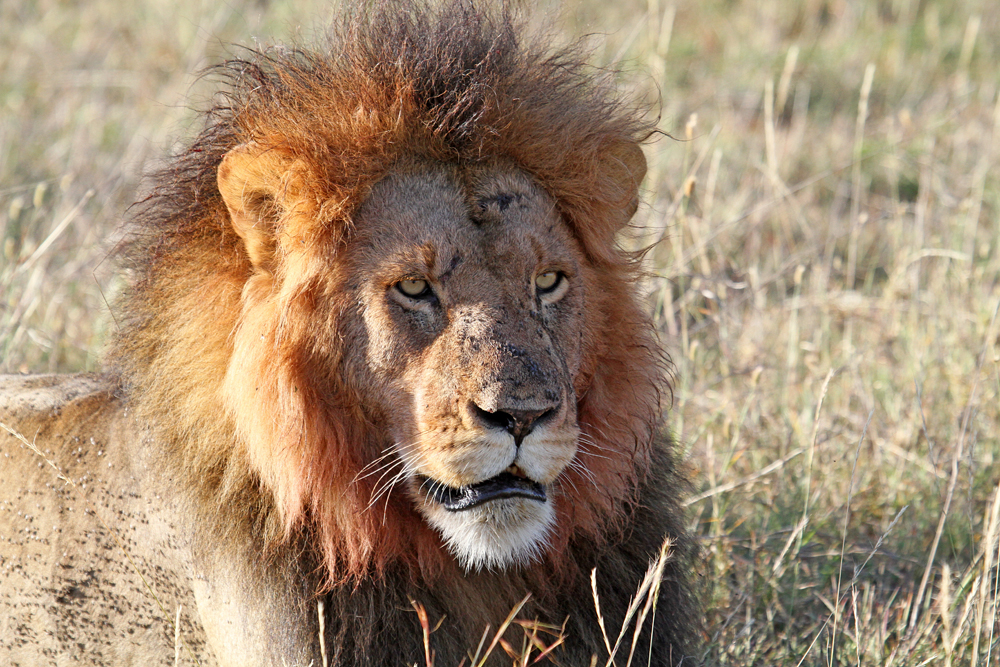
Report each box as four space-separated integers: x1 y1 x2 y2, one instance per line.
439 254 463 281
475 192 524 215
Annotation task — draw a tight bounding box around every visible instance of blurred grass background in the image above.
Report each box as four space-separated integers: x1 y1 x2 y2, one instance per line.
2 0 998 664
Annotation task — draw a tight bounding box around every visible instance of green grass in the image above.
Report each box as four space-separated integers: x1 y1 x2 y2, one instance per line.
2 0 999 665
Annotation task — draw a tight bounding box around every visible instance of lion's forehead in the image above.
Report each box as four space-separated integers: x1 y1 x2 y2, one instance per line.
353 160 577 286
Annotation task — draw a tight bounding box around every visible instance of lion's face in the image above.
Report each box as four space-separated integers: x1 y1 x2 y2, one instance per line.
218 131 646 577
340 159 585 570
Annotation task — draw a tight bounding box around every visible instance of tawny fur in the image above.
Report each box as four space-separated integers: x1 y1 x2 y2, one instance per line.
1 2 698 665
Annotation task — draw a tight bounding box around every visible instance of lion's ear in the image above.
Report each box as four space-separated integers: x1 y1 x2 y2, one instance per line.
217 143 299 269
604 140 647 222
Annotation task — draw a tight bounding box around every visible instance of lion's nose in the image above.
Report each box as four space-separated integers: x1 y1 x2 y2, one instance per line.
471 404 557 447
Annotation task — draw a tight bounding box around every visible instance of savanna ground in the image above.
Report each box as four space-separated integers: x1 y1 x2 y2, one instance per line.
2 0 998 665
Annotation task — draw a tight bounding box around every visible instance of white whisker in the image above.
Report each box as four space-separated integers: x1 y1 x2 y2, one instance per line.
567 458 599 489
576 444 611 462
367 463 413 513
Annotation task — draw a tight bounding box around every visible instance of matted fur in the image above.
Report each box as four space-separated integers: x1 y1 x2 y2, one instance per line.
11 1 699 663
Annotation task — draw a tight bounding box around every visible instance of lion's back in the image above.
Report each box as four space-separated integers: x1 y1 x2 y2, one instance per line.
0 374 212 665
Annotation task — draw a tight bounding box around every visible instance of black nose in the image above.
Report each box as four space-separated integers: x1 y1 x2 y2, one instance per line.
471 404 557 446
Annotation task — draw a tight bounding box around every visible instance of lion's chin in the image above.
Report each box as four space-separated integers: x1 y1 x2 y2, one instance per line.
418 490 556 572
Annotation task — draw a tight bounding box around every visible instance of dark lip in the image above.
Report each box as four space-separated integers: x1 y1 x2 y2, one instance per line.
423 471 547 512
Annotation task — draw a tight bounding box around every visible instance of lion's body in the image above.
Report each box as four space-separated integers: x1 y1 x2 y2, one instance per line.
0 375 211 664
1 3 697 665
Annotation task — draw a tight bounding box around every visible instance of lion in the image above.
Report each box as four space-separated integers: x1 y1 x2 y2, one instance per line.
0 2 697 665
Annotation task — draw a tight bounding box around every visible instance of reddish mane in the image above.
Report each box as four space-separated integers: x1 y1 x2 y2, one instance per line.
111 2 665 585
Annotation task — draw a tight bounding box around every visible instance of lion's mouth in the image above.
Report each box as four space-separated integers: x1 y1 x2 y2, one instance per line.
422 468 547 512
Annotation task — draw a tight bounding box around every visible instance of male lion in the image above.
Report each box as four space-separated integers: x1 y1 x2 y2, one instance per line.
0 2 697 665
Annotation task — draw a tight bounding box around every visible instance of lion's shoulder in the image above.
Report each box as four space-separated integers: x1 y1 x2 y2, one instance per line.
0 372 119 443
0 372 111 412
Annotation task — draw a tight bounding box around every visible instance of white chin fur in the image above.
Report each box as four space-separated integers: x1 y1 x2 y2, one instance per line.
421 497 555 571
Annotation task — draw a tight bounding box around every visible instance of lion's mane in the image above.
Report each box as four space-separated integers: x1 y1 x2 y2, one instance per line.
110 1 694 660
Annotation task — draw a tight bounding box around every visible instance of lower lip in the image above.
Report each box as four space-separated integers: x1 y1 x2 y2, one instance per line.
422 472 547 511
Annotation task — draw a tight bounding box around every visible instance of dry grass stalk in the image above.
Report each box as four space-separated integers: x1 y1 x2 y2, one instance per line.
972 481 1000 665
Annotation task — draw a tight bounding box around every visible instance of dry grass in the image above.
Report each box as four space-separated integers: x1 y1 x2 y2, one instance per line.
2 0 999 665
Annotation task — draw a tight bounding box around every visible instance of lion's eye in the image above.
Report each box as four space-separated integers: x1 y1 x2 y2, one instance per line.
397 278 431 298
535 271 561 293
